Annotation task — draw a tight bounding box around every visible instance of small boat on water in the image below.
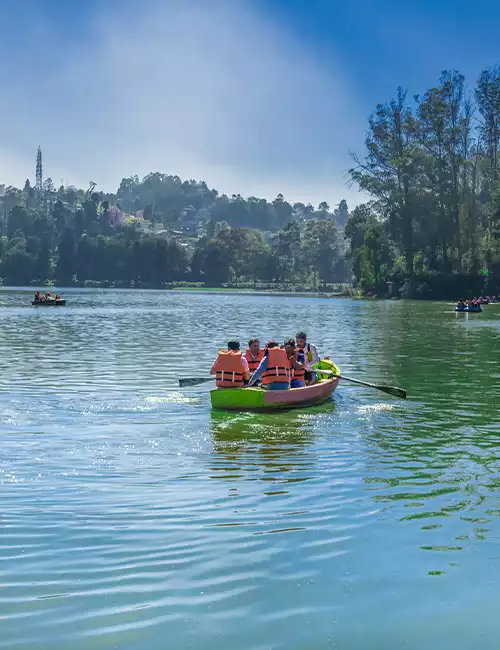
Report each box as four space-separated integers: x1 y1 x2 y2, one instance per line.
211 377 339 411
32 299 66 307
210 362 340 412
455 305 482 313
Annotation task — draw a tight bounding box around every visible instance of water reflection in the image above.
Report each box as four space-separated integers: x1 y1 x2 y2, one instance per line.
208 407 333 489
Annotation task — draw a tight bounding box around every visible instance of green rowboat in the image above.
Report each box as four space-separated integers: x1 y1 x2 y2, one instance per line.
210 362 341 412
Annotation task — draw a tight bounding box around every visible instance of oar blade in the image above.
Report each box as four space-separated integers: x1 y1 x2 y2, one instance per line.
378 385 407 399
179 377 213 387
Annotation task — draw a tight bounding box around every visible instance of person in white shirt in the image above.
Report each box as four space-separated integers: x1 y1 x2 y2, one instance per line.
295 331 320 385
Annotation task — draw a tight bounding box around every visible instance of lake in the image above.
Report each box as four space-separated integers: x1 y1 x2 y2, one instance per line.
1 288 500 650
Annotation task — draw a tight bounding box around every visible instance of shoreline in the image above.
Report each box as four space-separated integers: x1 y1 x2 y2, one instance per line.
2 285 495 302
0 284 351 299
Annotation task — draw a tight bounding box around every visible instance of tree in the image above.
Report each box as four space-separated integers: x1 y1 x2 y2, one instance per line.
23 179 34 208
345 203 394 292
334 199 349 227
56 228 76 284
350 87 419 275
34 233 51 280
475 66 500 182
7 205 31 239
43 177 55 193
303 220 341 288
272 193 293 228
0 234 34 284
76 233 95 281
317 201 330 217
272 220 302 282
201 238 232 285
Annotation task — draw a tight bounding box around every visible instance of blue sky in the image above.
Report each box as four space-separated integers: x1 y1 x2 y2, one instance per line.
0 0 499 208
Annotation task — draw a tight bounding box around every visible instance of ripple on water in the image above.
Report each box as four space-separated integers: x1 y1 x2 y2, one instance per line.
1 290 500 649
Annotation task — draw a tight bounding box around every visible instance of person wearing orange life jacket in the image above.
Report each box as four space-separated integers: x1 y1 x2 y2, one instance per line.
284 338 306 388
248 341 290 390
210 340 250 389
245 338 264 374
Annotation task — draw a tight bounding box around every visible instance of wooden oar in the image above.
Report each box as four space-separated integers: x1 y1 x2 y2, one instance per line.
318 369 407 399
179 376 215 388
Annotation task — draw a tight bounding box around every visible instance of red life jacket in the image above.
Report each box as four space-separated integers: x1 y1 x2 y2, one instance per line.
212 350 247 388
262 348 290 386
245 348 264 373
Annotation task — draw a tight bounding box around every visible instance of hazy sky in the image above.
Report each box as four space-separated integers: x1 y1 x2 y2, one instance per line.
0 0 499 207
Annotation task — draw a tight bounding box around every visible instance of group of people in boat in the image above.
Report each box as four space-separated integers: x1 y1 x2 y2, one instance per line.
456 296 496 310
211 331 326 390
34 291 62 302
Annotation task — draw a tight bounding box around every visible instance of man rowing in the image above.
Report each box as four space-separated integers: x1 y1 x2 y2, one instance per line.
295 331 320 385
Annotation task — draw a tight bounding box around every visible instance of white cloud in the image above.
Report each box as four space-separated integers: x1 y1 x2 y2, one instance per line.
0 0 366 208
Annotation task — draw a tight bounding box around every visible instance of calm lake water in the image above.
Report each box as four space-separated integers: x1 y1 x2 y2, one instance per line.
1 288 500 650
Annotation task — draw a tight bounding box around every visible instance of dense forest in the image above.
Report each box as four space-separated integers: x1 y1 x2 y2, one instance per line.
1 65 499 298
0 160 350 290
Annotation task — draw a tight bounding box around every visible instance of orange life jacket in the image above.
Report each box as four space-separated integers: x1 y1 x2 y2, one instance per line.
212 350 247 388
291 348 305 380
262 348 290 386
245 348 264 373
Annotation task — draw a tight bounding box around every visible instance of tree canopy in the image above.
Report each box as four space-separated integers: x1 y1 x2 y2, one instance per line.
0 174 348 289
347 66 500 298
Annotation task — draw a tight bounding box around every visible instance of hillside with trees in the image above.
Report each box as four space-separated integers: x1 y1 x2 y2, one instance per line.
0 162 349 290
1 65 499 298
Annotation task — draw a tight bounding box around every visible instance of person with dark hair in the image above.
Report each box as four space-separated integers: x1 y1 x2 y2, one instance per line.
248 340 290 390
284 338 306 388
245 338 264 374
211 340 250 388
295 331 321 385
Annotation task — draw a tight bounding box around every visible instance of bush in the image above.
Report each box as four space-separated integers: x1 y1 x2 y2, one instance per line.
400 272 487 299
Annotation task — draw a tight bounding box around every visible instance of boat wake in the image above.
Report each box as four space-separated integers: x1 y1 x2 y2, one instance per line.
356 402 397 414
145 393 200 405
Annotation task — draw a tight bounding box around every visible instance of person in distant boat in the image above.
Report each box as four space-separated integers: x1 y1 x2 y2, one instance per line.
245 338 264 374
211 340 250 389
248 341 290 390
34 291 42 302
295 331 321 385
284 338 306 388
55 294 61 300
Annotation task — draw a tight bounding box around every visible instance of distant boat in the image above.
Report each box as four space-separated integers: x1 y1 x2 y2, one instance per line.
32 299 66 307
